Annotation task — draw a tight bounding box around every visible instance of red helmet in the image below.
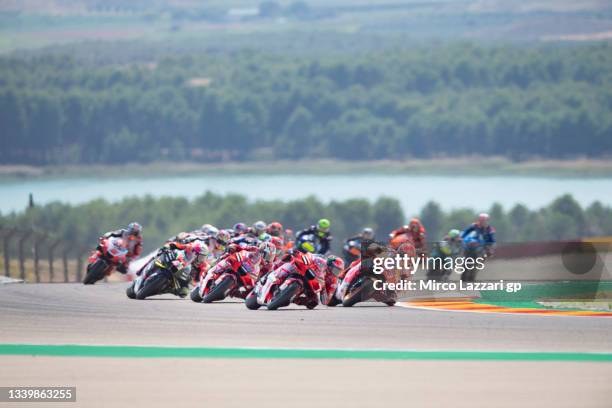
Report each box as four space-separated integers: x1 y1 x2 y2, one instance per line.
409 218 421 230
267 222 283 237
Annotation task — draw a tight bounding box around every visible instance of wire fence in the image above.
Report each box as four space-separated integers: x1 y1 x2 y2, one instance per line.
0 226 89 283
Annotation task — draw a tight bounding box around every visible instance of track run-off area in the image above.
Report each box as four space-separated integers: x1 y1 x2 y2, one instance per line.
1 283 611 407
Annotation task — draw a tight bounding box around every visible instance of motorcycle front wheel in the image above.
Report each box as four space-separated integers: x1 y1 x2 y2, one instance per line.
190 286 203 303
136 273 168 299
267 281 301 310
83 258 108 285
202 275 235 303
342 278 373 307
245 291 261 310
126 282 136 299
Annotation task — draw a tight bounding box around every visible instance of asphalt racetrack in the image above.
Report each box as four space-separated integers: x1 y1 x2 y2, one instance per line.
1 283 611 407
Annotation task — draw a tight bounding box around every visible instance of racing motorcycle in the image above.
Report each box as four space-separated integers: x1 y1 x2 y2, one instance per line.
126 247 190 299
461 231 487 282
190 248 260 303
245 252 325 310
426 241 453 281
83 236 129 285
336 259 397 307
342 238 361 265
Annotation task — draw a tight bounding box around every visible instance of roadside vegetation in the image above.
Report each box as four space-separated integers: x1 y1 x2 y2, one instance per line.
1 193 610 253
2 43 611 165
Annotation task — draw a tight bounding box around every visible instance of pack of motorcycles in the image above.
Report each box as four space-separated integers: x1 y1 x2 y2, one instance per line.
84 230 485 310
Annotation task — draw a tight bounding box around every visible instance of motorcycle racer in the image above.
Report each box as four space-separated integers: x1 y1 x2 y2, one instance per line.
232 222 248 237
267 222 283 237
342 227 375 264
461 213 496 256
295 218 332 255
389 218 426 254
101 222 143 273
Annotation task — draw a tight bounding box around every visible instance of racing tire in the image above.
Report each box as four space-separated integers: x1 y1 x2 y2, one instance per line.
190 286 203 303
126 283 136 299
267 281 301 311
326 296 341 307
201 275 235 303
342 278 373 308
136 273 168 299
245 291 261 310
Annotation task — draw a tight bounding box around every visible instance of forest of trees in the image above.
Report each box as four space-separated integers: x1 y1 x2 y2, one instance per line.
1 43 611 165
1 193 609 254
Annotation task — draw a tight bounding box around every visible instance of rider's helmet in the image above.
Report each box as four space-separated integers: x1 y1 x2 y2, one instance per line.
207 226 219 238
408 218 421 231
447 229 461 239
127 222 142 237
267 222 283 237
326 255 345 276
200 224 217 235
361 227 374 240
253 220 267 236
216 230 231 247
285 228 294 238
189 241 209 263
233 222 248 235
477 213 490 227
176 232 190 242
317 218 331 232
259 241 276 264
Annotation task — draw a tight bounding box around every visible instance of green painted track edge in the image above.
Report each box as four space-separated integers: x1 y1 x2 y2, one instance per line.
1 344 611 362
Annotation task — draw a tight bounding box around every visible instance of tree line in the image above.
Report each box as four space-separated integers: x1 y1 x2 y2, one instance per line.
0 193 609 254
1 43 611 164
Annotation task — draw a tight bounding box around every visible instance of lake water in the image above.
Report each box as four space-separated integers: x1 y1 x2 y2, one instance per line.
1 174 611 216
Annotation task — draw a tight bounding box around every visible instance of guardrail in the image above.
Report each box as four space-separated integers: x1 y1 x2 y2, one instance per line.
0 227 89 283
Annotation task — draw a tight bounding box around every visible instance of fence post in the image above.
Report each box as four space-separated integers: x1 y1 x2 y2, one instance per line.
2 228 17 277
62 246 69 283
48 239 61 282
18 230 32 281
33 234 46 283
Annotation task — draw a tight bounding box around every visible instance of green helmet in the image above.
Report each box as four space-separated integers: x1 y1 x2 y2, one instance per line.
448 229 460 239
317 218 331 230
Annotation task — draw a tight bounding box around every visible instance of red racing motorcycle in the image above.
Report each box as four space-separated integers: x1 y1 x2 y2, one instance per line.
190 248 261 303
83 237 129 285
245 252 326 310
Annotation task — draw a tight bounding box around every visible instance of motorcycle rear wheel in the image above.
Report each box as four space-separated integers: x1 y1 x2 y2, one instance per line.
267 281 301 310
202 275 235 303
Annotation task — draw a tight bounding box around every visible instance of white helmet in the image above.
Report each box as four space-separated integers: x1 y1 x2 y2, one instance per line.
253 220 267 235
